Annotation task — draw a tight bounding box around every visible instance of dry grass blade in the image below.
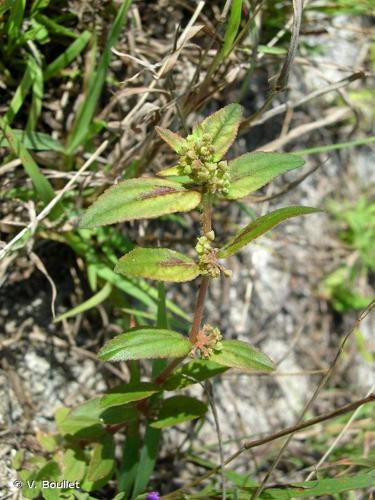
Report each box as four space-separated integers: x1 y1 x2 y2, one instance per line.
275 0 303 91
260 108 351 151
0 140 109 260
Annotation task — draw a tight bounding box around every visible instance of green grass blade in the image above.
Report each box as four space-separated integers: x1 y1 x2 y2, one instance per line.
0 130 64 151
295 135 375 155
221 0 243 59
250 471 375 498
157 283 168 329
6 0 26 47
35 13 79 39
0 0 13 16
27 56 44 131
134 278 190 322
152 283 169 377
93 265 157 311
132 425 161 498
30 0 51 16
0 119 56 206
44 31 91 81
119 422 141 498
5 61 33 125
54 282 112 322
66 0 132 154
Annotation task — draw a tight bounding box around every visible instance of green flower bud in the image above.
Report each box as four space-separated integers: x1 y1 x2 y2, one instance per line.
206 230 215 241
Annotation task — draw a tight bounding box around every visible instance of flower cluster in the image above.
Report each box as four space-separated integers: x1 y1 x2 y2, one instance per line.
178 133 230 195
195 232 233 279
190 324 223 359
195 232 221 278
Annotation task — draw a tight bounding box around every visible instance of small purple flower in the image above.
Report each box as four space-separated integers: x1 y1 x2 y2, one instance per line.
146 492 160 500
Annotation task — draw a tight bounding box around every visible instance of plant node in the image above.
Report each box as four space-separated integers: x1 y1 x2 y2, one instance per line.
195 234 232 278
190 324 223 359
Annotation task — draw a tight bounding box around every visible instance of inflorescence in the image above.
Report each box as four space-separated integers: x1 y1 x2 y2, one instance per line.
195 231 232 279
177 133 230 195
190 324 223 359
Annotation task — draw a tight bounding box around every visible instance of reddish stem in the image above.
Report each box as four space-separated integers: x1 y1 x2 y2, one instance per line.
189 193 212 344
189 277 209 344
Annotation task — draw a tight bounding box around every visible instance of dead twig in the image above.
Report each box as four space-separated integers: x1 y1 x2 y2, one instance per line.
259 108 351 152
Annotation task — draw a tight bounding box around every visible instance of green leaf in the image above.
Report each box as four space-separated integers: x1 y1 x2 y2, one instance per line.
151 396 207 428
0 130 64 151
226 152 305 199
100 382 159 409
100 405 139 426
36 431 58 452
98 327 191 362
56 399 136 438
35 461 62 489
11 450 24 470
56 400 105 439
86 434 115 483
115 247 200 282
63 448 87 483
44 31 91 81
193 104 243 161
218 206 321 258
79 178 201 228
54 282 112 322
155 126 187 153
164 359 228 390
210 340 275 372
